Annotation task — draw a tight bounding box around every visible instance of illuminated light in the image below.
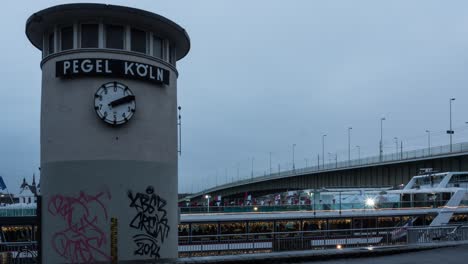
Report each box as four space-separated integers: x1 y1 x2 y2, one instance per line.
367 246 374 251
253 207 258 211
365 197 376 208
336 244 342 249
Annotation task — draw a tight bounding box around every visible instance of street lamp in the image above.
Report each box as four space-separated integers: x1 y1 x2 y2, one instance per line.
292 144 296 172
426 130 431 155
348 127 352 165
269 152 272 175
322 134 327 168
394 137 398 159
312 190 316 216
305 158 309 168
380 117 386 161
328 152 337 168
251 157 254 180
448 98 455 152
356 145 361 164
205 194 211 213
177 106 182 156
338 190 343 215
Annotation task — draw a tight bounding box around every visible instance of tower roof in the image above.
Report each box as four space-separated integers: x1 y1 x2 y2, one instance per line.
25 3 191 60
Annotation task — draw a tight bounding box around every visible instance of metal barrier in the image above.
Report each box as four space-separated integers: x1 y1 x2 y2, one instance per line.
0 208 37 217
179 227 408 257
179 225 468 257
408 225 468 244
0 242 38 263
0 226 466 261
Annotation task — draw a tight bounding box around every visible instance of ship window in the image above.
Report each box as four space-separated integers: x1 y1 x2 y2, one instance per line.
353 217 377 229
1 226 33 242
81 24 99 48
449 214 468 224
48 32 54 54
276 220 300 237
131 28 146 53
328 219 352 230
105 25 124 49
302 219 327 234
153 36 163 58
449 174 468 183
248 221 273 239
178 224 189 244
377 217 394 228
220 222 246 240
60 26 73 51
191 223 218 241
220 222 246 234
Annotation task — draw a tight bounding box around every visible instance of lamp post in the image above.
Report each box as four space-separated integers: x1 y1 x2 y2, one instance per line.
348 127 352 165
251 157 254 180
292 144 296 172
394 137 398 159
305 158 309 168
269 152 272 175
322 134 327 168
205 194 211 213
177 106 182 156
329 152 337 168
339 191 342 215
380 117 386 161
356 145 361 164
448 98 455 152
312 190 316 216
426 130 431 155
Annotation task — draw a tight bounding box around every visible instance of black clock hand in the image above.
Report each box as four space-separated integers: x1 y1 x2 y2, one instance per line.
108 95 135 107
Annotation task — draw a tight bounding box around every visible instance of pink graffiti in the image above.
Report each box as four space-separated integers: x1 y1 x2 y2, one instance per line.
48 190 112 263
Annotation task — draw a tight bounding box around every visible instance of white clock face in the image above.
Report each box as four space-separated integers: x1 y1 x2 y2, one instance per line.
94 82 136 125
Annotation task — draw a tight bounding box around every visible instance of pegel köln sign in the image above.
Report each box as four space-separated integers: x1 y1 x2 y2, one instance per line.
56 58 170 85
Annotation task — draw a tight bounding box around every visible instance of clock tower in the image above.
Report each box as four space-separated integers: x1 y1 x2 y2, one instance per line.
25 4 190 263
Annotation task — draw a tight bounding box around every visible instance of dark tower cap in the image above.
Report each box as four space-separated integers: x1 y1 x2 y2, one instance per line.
25 3 191 60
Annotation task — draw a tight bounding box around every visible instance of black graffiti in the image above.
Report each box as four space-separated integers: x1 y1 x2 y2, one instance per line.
128 186 170 259
133 234 160 258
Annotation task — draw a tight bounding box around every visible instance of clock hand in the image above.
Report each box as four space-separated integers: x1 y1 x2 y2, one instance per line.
108 95 135 107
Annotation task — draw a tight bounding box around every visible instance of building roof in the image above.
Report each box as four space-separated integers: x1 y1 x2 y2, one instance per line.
25 3 191 60
19 176 38 196
19 186 34 197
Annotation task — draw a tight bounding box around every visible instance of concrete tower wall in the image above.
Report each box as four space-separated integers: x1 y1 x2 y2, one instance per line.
26 4 190 263
41 51 178 262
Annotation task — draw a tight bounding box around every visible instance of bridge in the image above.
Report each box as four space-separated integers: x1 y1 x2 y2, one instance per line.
184 142 468 202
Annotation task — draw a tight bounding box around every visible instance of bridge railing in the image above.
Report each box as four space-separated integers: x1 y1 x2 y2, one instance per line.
194 141 468 197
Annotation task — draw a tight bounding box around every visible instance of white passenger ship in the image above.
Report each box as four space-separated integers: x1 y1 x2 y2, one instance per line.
178 170 468 253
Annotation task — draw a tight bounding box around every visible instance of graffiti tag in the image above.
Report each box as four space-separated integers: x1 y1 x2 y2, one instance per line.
128 186 169 259
48 190 112 263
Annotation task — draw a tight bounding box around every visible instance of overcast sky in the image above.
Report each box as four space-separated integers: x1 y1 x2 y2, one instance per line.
3 0 468 194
